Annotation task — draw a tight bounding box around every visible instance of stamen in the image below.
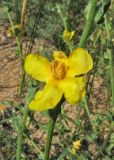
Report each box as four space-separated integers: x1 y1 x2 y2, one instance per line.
51 61 67 80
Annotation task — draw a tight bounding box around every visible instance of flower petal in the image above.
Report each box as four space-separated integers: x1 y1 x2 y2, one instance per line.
29 81 63 111
53 51 67 64
24 54 52 82
63 30 75 42
67 48 93 76
59 77 85 105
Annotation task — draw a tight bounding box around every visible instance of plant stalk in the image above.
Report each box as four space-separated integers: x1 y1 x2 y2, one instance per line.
78 0 97 48
44 116 56 160
16 107 29 160
94 14 114 159
104 15 114 107
16 80 37 160
83 97 96 134
14 0 20 24
44 98 64 160
78 0 97 134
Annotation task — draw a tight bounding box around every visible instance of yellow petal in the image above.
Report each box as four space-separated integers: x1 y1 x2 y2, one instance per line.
29 81 63 111
63 30 75 42
73 140 81 150
67 48 93 76
53 51 67 63
24 54 52 82
59 77 85 104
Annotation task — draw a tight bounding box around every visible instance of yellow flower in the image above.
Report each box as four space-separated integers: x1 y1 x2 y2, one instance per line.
7 24 22 37
72 140 81 154
73 140 81 150
63 30 75 42
25 48 93 111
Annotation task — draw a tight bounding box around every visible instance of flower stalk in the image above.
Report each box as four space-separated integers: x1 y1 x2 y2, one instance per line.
16 80 37 160
16 107 29 160
44 98 64 160
77 0 97 135
56 4 67 30
104 15 114 108
14 0 20 24
44 116 55 160
83 97 97 134
78 0 97 48
94 14 114 159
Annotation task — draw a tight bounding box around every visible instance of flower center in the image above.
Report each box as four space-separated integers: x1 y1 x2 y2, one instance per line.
51 61 67 80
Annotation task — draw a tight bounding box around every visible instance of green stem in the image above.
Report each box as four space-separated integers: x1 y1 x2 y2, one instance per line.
56 4 67 30
7 13 27 153
14 0 20 24
44 98 64 160
7 12 22 56
108 49 114 107
44 116 55 160
83 97 96 134
16 107 29 160
60 112 83 130
7 11 25 98
18 71 25 97
26 134 44 158
94 15 114 159
104 15 114 108
16 80 37 160
67 41 74 52
78 0 97 48
60 113 79 126
94 122 114 160
77 0 97 135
